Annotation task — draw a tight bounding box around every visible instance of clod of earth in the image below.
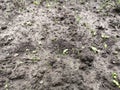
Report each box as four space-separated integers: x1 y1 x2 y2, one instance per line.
1 26 7 30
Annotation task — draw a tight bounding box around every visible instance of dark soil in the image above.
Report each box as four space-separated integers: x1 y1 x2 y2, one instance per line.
0 0 120 90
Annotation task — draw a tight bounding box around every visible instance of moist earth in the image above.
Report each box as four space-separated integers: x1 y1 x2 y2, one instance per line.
0 0 120 90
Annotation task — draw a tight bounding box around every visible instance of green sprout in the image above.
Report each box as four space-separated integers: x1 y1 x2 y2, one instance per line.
112 80 120 88
90 46 99 53
91 30 97 36
63 49 69 55
4 81 9 90
75 15 81 23
24 21 33 26
112 72 120 88
32 56 40 62
101 34 110 39
112 72 117 79
104 43 108 48
33 0 39 5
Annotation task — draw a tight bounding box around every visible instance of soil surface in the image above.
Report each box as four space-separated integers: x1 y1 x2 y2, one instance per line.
0 0 120 90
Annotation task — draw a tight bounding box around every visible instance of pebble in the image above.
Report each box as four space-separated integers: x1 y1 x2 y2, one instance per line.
14 53 19 57
40 80 43 84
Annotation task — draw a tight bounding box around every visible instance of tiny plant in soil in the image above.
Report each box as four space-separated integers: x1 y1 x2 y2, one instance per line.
104 43 108 48
75 15 81 23
4 81 8 90
63 49 69 55
91 30 97 36
32 54 40 62
90 46 99 53
101 33 110 39
32 57 36 62
33 0 40 5
112 72 120 88
112 72 118 79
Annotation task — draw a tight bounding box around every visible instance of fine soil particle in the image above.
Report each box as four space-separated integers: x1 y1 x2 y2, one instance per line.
0 0 120 90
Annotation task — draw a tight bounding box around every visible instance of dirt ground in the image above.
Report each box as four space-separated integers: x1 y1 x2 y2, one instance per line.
0 0 120 90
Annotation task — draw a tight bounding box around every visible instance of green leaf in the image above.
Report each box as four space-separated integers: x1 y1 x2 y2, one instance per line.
63 49 69 55
112 72 117 79
76 15 81 23
113 80 120 87
91 30 96 36
90 46 99 53
33 0 39 5
101 34 110 39
104 43 107 48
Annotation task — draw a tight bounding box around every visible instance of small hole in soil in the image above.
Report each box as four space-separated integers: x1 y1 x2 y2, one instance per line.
60 17 65 21
1 66 5 69
116 35 120 38
2 63 6 65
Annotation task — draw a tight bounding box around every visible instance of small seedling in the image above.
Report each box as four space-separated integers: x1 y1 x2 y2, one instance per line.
112 80 120 88
75 15 81 23
91 30 97 36
4 82 8 90
14 53 19 57
90 46 99 53
112 72 118 79
33 0 39 5
24 21 33 26
112 72 120 88
101 34 110 39
46 0 51 8
104 43 108 48
32 56 40 62
63 49 69 55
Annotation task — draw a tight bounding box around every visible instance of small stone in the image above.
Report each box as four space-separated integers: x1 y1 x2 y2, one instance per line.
115 47 120 52
14 53 19 57
112 60 116 64
82 46 85 49
32 50 37 54
40 80 43 84
38 41 42 45
26 49 29 51
24 21 32 26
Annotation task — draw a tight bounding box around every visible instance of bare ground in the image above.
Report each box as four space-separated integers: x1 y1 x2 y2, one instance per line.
0 0 120 90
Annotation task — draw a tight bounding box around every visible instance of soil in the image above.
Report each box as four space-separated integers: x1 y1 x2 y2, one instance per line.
0 0 120 90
